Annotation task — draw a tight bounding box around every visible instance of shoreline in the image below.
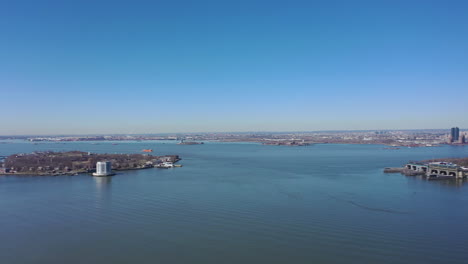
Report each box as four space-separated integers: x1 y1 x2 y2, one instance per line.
0 151 181 176
2 137 466 148
0 165 177 176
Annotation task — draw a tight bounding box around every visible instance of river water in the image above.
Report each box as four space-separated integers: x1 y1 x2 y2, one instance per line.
1 141 468 264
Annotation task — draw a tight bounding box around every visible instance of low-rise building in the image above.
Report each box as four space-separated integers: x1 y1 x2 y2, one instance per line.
405 161 468 179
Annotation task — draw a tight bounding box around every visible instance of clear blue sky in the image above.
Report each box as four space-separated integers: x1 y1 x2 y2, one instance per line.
1 0 467 135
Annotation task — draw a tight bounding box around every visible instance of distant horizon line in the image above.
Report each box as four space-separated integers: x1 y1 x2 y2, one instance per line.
0 128 465 137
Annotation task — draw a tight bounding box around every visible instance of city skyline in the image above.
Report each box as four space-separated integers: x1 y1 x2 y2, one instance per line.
1 127 466 138
1 0 468 135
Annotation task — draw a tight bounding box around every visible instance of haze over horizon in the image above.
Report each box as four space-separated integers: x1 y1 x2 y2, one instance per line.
2 0 467 135
0 128 466 137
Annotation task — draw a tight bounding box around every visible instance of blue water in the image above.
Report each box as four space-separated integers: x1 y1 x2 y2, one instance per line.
1 141 468 264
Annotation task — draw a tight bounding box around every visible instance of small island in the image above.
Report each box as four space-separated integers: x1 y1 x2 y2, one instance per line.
0 151 181 176
262 140 311 146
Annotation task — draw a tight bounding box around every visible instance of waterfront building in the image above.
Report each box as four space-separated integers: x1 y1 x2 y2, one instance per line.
451 127 460 142
447 134 453 144
405 162 428 173
459 134 466 144
93 161 114 176
427 162 467 179
155 161 174 168
405 161 468 179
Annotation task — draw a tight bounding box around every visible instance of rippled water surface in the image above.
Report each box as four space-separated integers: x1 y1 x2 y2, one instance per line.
1 141 468 264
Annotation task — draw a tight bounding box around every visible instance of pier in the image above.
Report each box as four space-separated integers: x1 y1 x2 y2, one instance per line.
385 159 468 180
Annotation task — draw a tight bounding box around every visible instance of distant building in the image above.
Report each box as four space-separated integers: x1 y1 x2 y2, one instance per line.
460 133 466 144
448 135 453 144
450 127 460 142
406 161 468 179
92 161 114 176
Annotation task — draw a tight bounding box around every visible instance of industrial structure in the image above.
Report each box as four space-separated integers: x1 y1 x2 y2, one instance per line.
92 161 114 176
405 161 468 179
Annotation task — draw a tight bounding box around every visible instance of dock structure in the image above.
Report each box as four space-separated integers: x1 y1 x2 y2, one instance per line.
404 161 468 180
427 162 466 178
405 161 428 173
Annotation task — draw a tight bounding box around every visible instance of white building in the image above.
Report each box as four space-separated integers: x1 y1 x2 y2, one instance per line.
155 161 174 168
93 161 114 176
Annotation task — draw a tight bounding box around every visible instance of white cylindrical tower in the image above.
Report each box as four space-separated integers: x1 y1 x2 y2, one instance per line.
93 161 113 176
